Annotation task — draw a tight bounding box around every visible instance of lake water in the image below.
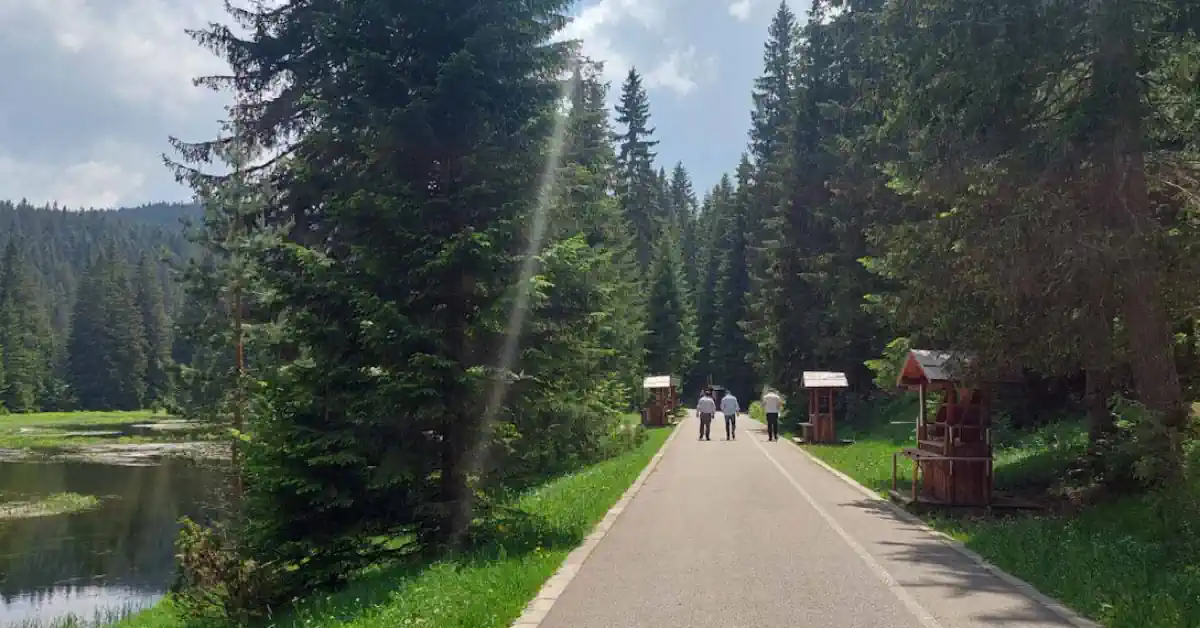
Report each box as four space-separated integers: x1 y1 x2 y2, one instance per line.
0 458 226 626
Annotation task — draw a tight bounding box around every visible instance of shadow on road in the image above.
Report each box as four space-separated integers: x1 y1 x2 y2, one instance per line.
839 497 1077 626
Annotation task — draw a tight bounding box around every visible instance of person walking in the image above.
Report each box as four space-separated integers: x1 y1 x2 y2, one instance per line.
720 390 740 440
762 388 783 441
696 389 716 441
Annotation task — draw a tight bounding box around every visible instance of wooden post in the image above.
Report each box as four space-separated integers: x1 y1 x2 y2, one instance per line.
917 383 926 442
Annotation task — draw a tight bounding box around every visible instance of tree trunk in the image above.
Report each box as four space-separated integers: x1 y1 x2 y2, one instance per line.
1085 368 1114 443
1091 0 1187 481
440 270 478 550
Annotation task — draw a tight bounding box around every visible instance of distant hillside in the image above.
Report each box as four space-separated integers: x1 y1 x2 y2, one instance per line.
0 199 195 336
0 199 202 411
115 202 204 230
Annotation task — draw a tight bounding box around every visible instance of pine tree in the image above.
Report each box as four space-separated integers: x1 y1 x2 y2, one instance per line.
693 176 735 388
103 252 148 410
746 0 800 384
136 256 172 407
713 156 758 400
65 250 147 411
0 241 52 411
668 163 700 299
614 68 662 271
645 226 697 378
558 58 646 400
179 0 576 602
67 256 109 409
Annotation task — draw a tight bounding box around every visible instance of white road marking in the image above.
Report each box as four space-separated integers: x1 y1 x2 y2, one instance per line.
746 429 947 628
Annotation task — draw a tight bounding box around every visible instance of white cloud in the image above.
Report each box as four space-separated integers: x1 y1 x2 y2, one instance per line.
559 0 714 98
645 47 701 96
0 0 230 207
729 0 753 20
559 0 664 85
0 139 153 209
7 0 228 119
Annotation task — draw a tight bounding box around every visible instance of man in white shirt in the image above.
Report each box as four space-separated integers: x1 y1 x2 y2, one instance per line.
696 390 716 441
762 388 784 442
720 391 740 441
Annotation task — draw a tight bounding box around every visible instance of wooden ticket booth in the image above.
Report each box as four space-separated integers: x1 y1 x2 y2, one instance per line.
891 350 993 507
797 371 849 444
642 375 680 427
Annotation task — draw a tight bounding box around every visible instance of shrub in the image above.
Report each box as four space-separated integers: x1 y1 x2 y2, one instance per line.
172 517 283 625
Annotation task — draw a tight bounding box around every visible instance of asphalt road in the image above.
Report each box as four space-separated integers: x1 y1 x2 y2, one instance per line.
536 412 1080 628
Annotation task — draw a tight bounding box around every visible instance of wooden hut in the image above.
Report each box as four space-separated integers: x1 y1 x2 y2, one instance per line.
642 375 681 427
709 384 728 406
890 350 993 507
796 371 850 444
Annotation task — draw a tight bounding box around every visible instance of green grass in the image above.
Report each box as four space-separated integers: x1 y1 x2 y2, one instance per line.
115 425 675 628
0 491 103 520
0 410 169 428
801 395 1200 627
0 411 221 449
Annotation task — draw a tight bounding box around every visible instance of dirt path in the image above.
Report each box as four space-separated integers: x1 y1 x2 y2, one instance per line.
533 412 1085 628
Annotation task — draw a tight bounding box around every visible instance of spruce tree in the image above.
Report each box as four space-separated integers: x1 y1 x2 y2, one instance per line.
67 255 115 409
613 68 662 271
103 252 147 410
558 58 646 400
645 226 697 378
180 0 576 600
0 241 51 411
693 176 735 388
668 163 700 300
136 256 172 407
746 0 800 384
713 156 758 400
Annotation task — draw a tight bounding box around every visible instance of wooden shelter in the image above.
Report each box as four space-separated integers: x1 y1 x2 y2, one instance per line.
796 371 850 444
890 350 993 507
709 384 728 406
642 375 681 427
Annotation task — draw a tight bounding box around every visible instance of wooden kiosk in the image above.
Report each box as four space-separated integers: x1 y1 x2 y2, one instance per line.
890 350 993 507
796 371 850 444
642 375 681 427
708 384 728 406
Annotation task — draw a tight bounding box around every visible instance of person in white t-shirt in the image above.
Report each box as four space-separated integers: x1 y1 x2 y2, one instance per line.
762 388 783 442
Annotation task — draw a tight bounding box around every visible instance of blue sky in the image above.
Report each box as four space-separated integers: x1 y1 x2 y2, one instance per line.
0 0 809 209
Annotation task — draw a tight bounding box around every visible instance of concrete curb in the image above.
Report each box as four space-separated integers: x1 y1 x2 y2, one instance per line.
785 438 1101 628
509 421 682 627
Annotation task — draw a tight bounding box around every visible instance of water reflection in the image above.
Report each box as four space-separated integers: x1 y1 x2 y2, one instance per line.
0 458 226 625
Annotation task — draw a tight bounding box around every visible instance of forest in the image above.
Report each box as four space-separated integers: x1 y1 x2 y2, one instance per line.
3 0 1199 625
0 201 197 413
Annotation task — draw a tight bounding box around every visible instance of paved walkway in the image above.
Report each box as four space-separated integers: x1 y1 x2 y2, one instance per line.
536 412 1081 628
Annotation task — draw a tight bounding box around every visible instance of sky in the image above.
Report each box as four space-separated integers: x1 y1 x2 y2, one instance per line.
0 0 810 210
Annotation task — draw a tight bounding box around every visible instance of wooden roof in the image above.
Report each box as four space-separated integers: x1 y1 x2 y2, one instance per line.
642 375 680 389
897 350 974 386
801 371 849 389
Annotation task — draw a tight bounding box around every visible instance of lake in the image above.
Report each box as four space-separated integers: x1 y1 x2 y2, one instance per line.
0 458 227 626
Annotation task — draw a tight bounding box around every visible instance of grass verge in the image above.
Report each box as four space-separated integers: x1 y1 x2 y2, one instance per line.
115 424 675 628
800 395 1200 628
0 491 102 521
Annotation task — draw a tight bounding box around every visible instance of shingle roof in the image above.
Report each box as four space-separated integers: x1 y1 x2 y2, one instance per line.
902 350 973 384
642 375 680 389
801 371 849 389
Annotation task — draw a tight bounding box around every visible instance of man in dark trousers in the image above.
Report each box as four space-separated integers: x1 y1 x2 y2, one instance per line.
720 390 740 440
762 388 783 441
696 389 716 441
